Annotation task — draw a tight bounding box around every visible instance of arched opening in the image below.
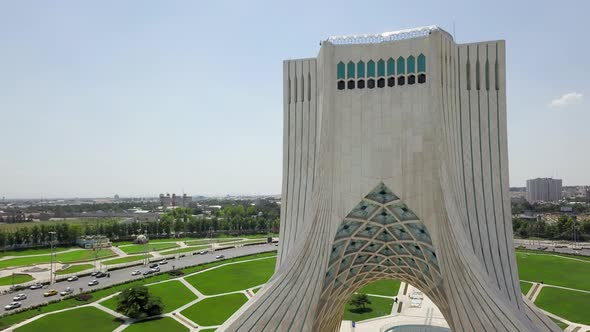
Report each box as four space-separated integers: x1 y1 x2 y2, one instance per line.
317 183 446 332
337 80 345 90
347 80 355 89
418 74 426 84
368 79 375 89
377 78 385 88
397 76 405 86
408 75 416 85
357 79 365 89
387 77 395 87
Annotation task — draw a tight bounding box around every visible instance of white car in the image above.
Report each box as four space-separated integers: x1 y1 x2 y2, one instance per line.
60 287 73 296
4 302 21 310
159 260 168 265
29 283 43 290
131 270 141 276
12 294 26 301
215 254 225 259
67 276 79 282
199 250 208 255
88 280 99 286
150 267 160 273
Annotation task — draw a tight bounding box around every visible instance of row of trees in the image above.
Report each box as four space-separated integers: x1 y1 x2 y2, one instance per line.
512 216 590 241
0 202 280 249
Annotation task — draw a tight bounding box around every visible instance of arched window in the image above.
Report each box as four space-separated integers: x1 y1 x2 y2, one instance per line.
377 59 385 77
418 74 426 84
367 60 375 77
377 78 385 88
387 77 395 87
417 54 426 72
368 79 375 89
397 76 405 86
337 80 345 90
347 80 355 89
387 58 395 76
347 61 355 79
408 75 416 85
357 61 365 78
397 57 405 74
358 79 365 89
407 56 415 74
337 62 345 80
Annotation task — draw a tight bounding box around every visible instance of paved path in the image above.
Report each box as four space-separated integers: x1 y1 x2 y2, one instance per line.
0 248 83 262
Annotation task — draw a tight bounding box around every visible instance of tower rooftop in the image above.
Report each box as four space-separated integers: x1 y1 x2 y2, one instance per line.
325 25 452 45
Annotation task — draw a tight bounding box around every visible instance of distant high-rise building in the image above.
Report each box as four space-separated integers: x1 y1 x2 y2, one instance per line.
159 193 172 207
586 186 590 202
160 193 192 208
526 178 562 203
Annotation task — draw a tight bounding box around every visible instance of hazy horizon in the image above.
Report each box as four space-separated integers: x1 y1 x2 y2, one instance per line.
1 1 589 199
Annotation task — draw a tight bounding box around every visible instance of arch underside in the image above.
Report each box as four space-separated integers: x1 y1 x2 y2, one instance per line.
315 183 447 331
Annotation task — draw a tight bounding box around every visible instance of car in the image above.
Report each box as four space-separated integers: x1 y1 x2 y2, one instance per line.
29 283 43 290
215 254 225 259
149 263 159 269
67 276 79 282
95 272 107 278
131 270 141 276
4 302 21 310
142 270 153 276
88 280 99 286
198 250 208 255
43 289 58 297
150 267 160 273
159 260 168 265
12 294 27 301
90 271 98 276
60 287 73 296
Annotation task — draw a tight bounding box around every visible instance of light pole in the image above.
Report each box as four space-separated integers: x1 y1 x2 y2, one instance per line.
48 231 56 285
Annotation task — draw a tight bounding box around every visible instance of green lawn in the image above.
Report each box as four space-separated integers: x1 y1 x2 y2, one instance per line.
55 264 94 275
0 248 114 269
0 247 71 258
101 280 197 313
185 257 275 295
516 252 590 291
520 281 532 295
185 238 237 246
119 243 179 254
102 254 152 265
343 295 394 322
252 287 262 294
180 293 248 326
124 317 188 332
357 279 401 297
159 245 208 255
14 307 120 332
200 329 216 332
0 274 33 286
549 317 569 330
535 287 590 325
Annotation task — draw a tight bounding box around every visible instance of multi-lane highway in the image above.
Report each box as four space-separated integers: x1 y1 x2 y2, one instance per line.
1 244 277 312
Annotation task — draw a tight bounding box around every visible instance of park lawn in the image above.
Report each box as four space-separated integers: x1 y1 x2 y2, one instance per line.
102 280 197 313
516 252 590 291
200 330 216 332
102 254 152 265
0 249 112 269
185 257 275 295
0 274 33 286
358 279 401 297
55 264 93 275
342 295 394 322
14 307 121 332
252 287 262 294
516 249 590 262
0 247 71 258
520 281 532 295
185 238 237 246
119 243 179 254
535 287 590 325
124 317 188 332
180 293 248 326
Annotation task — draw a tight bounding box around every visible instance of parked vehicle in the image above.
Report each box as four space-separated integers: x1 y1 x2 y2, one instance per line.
131 270 141 276
142 270 153 276
88 280 99 286
4 302 21 310
215 254 225 259
159 260 168 265
149 263 159 269
12 294 26 301
43 289 58 297
150 267 160 273
67 276 79 282
60 287 74 296
199 250 208 255
95 272 107 278
90 272 98 276
29 284 43 290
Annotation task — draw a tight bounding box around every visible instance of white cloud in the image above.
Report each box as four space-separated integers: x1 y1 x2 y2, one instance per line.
550 92 583 108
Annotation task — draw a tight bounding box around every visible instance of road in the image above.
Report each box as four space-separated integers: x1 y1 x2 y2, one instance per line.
513 239 590 256
1 244 277 312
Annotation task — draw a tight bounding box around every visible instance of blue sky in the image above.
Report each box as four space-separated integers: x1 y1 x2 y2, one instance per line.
0 0 588 198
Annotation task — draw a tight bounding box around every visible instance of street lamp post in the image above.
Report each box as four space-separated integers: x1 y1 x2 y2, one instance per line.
48 231 56 285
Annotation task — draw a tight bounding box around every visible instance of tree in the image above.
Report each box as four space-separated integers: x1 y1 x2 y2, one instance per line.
349 294 371 310
116 286 163 319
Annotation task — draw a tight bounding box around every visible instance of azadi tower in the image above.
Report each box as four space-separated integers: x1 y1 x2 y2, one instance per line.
220 26 559 332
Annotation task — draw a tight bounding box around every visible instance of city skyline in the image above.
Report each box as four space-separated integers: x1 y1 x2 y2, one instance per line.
1 0 589 199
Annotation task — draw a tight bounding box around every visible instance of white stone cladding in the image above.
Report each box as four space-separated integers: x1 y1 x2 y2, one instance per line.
219 28 560 332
